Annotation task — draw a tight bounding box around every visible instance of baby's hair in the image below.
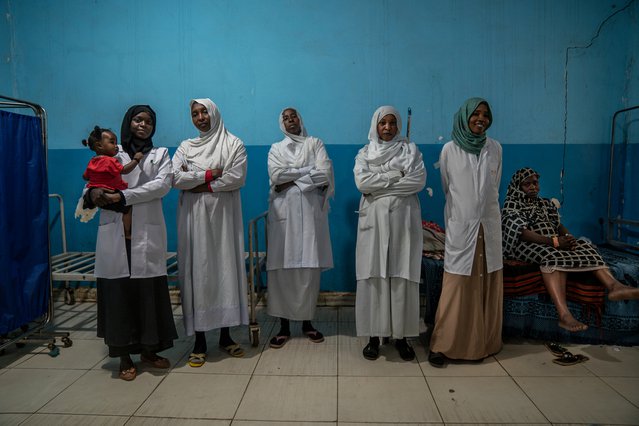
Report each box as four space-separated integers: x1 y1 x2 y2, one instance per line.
81 126 114 151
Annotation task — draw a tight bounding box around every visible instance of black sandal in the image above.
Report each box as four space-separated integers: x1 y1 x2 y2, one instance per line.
544 342 567 357
552 351 589 366
269 334 290 349
304 329 325 343
395 339 415 361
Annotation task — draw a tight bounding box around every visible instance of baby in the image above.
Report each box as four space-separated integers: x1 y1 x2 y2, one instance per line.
81 126 143 238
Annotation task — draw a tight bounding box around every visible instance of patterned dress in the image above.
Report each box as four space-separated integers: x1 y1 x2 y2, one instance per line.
502 167 605 273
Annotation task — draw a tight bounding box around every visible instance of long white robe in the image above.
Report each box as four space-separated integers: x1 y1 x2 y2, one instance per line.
354 106 426 337
267 137 334 270
172 105 249 336
354 141 426 283
266 123 334 319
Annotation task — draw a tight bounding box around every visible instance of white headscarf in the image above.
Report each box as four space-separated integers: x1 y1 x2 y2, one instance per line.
365 105 407 165
272 107 335 204
277 107 313 168
181 98 237 171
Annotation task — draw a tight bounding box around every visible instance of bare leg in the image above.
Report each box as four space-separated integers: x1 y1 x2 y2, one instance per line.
594 269 639 301
122 210 132 239
541 271 588 332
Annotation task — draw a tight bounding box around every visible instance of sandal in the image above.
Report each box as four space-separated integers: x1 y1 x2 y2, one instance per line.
362 341 379 360
395 339 415 361
552 351 589 366
141 353 170 369
119 366 137 381
269 335 290 349
188 353 206 368
220 343 245 358
544 342 567 357
304 329 325 343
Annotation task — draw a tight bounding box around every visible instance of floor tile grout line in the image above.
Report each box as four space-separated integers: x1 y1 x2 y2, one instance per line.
31 366 96 417
593 374 639 410
421 374 445 424
229 325 269 422
131 364 181 418
507 372 553 425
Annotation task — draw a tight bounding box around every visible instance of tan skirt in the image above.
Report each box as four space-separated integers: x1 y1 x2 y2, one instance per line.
430 227 503 360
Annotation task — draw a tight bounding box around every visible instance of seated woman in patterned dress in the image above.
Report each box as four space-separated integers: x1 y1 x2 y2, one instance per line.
502 167 639 332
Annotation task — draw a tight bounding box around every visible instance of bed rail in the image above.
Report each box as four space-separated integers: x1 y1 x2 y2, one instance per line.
606 105 639 251
247 211 268 346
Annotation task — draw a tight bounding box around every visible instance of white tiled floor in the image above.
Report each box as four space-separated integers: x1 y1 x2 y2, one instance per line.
1 302 639 425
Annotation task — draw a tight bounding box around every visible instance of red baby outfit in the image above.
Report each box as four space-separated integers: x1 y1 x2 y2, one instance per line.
83 156 128 191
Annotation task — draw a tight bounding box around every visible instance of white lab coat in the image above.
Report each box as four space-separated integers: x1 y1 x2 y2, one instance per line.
354 141 426 282
440 137 503 276
266 137 333 270
94 146 171 279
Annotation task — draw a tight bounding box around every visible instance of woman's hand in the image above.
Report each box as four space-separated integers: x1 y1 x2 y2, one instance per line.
189 183 210 193
275 181 295 193
209 169 223 179
90 188 120 207
557 234 577 250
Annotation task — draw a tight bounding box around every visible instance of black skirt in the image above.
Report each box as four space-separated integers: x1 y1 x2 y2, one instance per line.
96 241 177 357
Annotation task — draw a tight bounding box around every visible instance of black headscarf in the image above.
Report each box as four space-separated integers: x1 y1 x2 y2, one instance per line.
121 105 156 158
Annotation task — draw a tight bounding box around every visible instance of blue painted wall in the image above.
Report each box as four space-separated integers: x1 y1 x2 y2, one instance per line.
3 0 639 290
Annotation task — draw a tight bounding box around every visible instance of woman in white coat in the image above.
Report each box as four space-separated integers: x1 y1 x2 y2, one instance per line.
354 106 426 361
266 107 334 348
428 97 503 368
86 105 177 381
172 98 249 367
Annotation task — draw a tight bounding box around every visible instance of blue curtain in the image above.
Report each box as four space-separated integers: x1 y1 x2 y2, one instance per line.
0 110 49 335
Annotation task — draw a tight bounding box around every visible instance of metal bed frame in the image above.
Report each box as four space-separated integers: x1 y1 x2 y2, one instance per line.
0 95 71 356
247 211 268 346
606 105 639 251
49 193 179 286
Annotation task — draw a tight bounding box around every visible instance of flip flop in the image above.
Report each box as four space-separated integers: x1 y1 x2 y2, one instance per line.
304 329 325 343
552 351 589 366
269 335 290 349
544 342 568 357
119 366 137 381
220 343 245 358
188 352 206 368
